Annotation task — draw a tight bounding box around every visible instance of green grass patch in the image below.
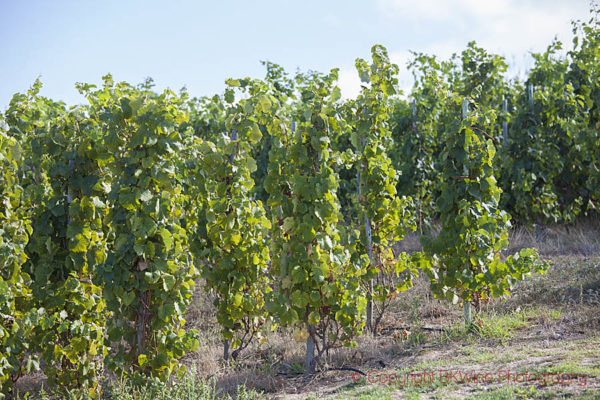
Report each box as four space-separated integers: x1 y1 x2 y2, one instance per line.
440 306 563 344
465 385 539 399
465 385 600 400
474 309 533 341
326 385 394 400
13 371 265 400
537 360 600 378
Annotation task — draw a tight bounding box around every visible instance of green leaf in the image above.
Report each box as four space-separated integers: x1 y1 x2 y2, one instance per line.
159 228 173 251
122 291 136 306
140 190 153 202
248 123 262 143
158 303 175 321
162 274 175 291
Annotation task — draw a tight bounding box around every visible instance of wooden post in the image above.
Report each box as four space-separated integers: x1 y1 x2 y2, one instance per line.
461 99 472 329
229 129 238 164
359 133 374 333
528 85 544 239
223 340 230 361
413 98 424 233
462 99 469 176
528 84 534 110
353 107 374 332
223 128 238 361
412 98 417 130
67 160 74 224
502 98 508 150
294 120 317 375
305 325 315 375
365 207 373 332
464 301 472 329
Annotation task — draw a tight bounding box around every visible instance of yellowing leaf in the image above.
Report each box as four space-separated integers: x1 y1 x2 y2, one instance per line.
230 233 241 245
233 293 243 307
138 354 148 367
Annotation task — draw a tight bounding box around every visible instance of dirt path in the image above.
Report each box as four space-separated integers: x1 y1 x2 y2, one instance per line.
277 331 600 399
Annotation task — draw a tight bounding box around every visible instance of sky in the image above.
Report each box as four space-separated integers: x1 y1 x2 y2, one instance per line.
0 0 593 109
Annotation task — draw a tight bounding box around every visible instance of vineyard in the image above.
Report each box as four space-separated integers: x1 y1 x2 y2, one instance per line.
1 7 600 400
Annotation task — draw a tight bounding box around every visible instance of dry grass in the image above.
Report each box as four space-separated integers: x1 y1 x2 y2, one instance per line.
181 222 600 399
395 218 600 257
11 223 600 399
506 219 600 257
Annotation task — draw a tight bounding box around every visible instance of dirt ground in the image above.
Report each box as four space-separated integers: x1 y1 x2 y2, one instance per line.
13 223 600 399
186 223 600 400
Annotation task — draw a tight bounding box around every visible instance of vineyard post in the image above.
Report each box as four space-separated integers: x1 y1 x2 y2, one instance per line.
67 160 74 224
223 334 229 362
528 84 543 238
134 120 145 361
222 128 239 362
305 325 315 377
412 98 416 130
290 119 316 376
461 98 472 328
355 136 366 330
412 98 423 233
357 103 374 333
528 84 534 110
502 98 508 152
360 131 374 333
229 129 238 164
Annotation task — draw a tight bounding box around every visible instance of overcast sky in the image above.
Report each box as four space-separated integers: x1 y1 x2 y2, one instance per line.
0 0 593 109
